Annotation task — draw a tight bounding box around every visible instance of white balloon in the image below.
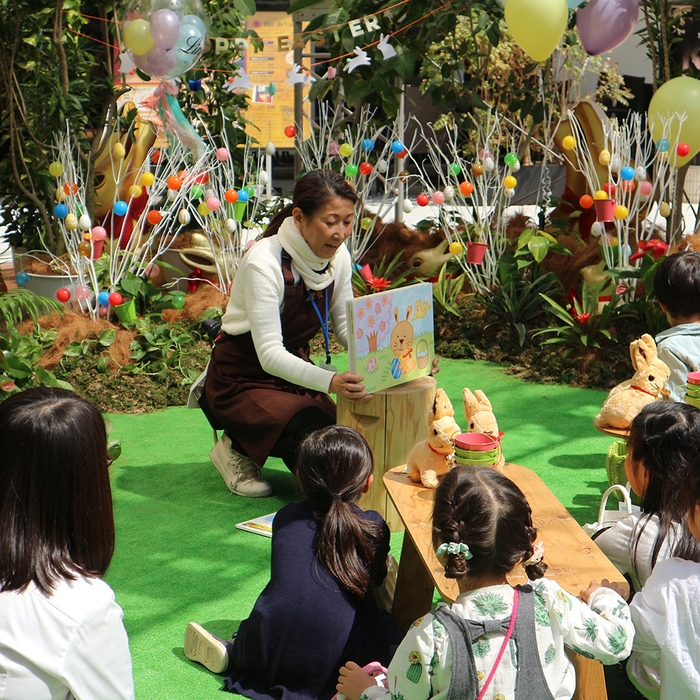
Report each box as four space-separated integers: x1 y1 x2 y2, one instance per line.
443 186 455 202
225 218 236 232
483 157 495 172
402 199 413 213
265 141 276 156
634 166 647 182
511 161 521 173
204 189 216 200
259 171 269 185
167 188 178 201
376 159 389 173
178 209 191 225
78 214 91 230
610 154 620 172
503 187 515 198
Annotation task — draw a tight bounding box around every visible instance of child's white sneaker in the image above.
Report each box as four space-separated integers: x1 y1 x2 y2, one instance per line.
184 622 229 674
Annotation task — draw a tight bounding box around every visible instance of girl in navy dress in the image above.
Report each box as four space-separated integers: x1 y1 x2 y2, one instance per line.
185 426 395 700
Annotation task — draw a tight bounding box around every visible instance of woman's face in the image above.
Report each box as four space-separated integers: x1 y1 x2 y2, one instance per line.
293 196 354 259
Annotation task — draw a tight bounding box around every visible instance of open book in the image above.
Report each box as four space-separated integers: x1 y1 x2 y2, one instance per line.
346 282 435 394
235 512 276 538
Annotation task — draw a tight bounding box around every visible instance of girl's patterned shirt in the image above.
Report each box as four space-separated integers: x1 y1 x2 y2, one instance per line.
360 579 634 700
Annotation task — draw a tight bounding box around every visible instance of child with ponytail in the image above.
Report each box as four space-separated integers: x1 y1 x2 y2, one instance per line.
185 426 396 700
337 466 635 700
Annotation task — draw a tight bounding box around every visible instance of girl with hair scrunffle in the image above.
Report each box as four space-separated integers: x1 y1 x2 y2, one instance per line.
337 466 635 700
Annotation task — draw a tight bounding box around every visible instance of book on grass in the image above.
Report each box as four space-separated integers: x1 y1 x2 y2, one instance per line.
235 512 276 538
346 282 434 395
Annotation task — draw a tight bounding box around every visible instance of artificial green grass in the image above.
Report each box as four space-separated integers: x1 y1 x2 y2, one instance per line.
105 356 616 699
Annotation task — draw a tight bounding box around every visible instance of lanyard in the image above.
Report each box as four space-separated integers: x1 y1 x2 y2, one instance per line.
307 287 331 365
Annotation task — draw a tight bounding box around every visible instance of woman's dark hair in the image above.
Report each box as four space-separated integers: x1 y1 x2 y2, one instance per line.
264 170 358 238
627 401 700 577
0 388 115 595
654 251 700 320
296 425 381 599
433 466 548 581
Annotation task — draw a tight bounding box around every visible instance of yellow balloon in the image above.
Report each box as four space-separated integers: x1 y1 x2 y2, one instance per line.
124 19 154 56
64 213 78 230
113 142 126 159
339 143 353 158
449 241 463 255
649 76 700 168
614 205 628 220
129 185 143 199
594 190 608 200
562 135 575 150
504 0 568 62
140 172 155 187
504 175 517 189
659 202 671 217
598 149 611 166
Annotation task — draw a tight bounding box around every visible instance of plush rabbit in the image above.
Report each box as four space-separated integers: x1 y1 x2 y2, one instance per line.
462 387 505 471
594 334 671 430
429 388 461 435
407 415 460 488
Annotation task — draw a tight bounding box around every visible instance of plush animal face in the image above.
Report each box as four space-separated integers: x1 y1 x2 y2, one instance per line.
463 387 500 436
428 416 460 453
390 307 414 357
630 333 671 396
429 388 455 423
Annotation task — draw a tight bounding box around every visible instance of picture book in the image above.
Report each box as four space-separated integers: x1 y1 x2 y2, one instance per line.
235 512 276 538
347 282 434 394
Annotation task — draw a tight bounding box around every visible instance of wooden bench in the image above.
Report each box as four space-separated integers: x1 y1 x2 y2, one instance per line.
384 463 630 700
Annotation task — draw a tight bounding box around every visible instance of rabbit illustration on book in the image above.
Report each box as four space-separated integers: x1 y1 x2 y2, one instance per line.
390 306 415 375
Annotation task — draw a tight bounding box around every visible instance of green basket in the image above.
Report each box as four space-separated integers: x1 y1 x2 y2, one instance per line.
605 439 641 506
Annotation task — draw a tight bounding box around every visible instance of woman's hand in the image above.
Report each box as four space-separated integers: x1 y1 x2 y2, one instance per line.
330 372 371 401
337 661 376 700
431 356 440 375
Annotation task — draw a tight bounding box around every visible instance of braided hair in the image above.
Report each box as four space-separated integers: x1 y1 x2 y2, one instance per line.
433 466 547 581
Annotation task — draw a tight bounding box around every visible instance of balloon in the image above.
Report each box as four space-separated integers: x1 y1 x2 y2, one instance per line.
648 76 700 167
167 175 182 190
206 197 220 211
64 213 78 230
91 226 107 241
402 199 413 214
339 143 353 157
504 152 519 167
124 0 208 79
471 163 484 177
124 19 155 56
579 194 594 209
460 181 474 196
444 186 455 201
75 285 91 300
53 203 68 219
345 163 359 177
504 175 517 189
360 217 373 230
15 271 29 286
49 162 63 177
359 161 373 176
576 0 639 56
678 143 691 157
216 148 229 161
391 141 404 154
98 291 110 306
614 205 629 220
108 292 124 307
56 288 71 303
147 209 163 225
416 193 430 207
505 0 567 62
237 190 249 203
639 181 653 197
620 166 635 181
114 200 128 216
150 9 180 50
145 46 177 77
450 163 462 175
432 191 445 204
562 135 576 150
178 209 191 225
361 139 375 151
224 189 237 203
171 294 186 309
140 172 155 187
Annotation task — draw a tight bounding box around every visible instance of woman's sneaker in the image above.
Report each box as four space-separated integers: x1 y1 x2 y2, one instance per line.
184 622 229 674
210 434 272 497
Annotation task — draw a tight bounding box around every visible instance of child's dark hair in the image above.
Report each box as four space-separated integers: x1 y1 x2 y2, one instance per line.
654 251 700 320
296 425 382 599
627 402 700 574
433 466 548 581
264 170 358 238
0 387 115 595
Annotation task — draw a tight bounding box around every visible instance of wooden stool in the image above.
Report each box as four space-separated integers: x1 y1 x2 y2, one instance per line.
337 375 436 531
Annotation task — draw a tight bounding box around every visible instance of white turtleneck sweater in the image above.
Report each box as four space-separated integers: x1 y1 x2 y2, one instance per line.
220 223 353 394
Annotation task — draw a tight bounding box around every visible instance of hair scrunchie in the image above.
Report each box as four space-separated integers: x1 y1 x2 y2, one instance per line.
436 542 473 559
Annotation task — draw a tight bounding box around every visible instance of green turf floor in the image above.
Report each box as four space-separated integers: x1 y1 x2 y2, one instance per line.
105 356 618 699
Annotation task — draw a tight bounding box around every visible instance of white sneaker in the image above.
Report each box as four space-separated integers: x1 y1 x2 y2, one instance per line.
210 434 273 497
184 622 229 674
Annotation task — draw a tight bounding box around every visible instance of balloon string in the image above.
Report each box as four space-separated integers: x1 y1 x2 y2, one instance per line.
156 85 206 159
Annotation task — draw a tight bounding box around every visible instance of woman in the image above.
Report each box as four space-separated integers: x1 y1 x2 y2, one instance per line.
0 387 134 699
204 170 368 497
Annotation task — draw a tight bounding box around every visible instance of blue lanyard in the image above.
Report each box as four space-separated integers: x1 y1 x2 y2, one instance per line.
307 287 331 365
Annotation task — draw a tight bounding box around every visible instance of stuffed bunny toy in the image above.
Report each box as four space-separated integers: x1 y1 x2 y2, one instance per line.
594 334 671 430
429 388 461 435
462 387 505 471
407 415 460 489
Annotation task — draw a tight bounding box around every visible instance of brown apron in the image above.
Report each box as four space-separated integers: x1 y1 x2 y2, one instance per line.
204 253 337 466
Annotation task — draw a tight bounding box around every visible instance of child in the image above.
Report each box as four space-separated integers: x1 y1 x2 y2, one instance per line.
594 402 700 595
0 387 134 700
185 426 396 700
627 435 700 697
337 466 634 700
654 251 700 401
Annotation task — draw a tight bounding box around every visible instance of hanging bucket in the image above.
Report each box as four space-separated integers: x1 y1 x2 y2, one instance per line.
467 241 488 264
113 298 137 323
594 199 616 222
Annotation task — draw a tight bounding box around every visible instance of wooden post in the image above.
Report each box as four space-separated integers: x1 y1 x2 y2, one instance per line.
337 376 436 531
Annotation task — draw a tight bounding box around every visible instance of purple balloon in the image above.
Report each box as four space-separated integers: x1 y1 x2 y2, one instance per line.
150 9 181 51
145 46 178 77
577 0 639 56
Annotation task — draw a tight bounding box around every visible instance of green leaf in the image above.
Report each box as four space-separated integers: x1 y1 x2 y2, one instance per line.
98 329 116 347
287 0 326 12
3 352 32 378
233 0 256 14
528 237 550 263
96 355 108 373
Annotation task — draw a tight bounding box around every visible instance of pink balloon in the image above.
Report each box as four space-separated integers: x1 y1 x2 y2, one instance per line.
639 181 653 196
577 0 639 56
74 285 91 300
150 9 181 51
145 46 177 77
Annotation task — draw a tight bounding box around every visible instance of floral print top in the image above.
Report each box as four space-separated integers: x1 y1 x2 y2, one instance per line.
360 580 634 700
